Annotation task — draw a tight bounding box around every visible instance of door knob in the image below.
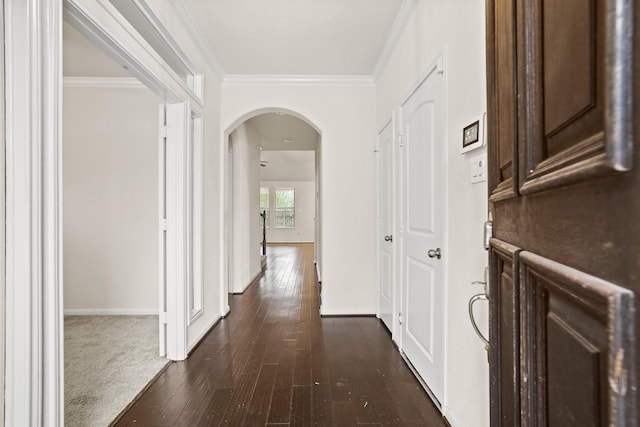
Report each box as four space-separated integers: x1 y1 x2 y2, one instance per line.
384 235 393 242
427 248 441 259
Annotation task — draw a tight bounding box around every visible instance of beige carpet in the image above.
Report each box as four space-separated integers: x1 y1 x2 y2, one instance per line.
64 316 169 427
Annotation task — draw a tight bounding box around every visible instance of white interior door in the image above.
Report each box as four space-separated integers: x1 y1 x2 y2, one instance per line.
378 119 394 332
400 58 446 404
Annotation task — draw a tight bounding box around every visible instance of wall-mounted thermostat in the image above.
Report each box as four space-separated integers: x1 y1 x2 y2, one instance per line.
461 113 486 154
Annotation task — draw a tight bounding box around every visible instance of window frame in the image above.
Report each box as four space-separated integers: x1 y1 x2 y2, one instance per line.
274 188 296 229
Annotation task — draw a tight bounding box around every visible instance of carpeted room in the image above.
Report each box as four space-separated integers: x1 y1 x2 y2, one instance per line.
63 32 169 426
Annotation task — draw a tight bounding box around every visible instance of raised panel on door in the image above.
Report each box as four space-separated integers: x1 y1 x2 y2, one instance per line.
519 0 634 194
520 251 635 427
486 0 640 425
489 239 521 427
487 0 518 201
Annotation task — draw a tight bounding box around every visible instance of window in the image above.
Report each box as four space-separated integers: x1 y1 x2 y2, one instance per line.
275 188 295 228
260 187 270 228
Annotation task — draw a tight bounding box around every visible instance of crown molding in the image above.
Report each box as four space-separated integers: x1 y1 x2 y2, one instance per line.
223 74 375 86
63 76 147 88
172 0 226 80
372 0 418 81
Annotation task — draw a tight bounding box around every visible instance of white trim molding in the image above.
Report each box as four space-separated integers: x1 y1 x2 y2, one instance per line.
5 0 64 425
188 315 222 353
223 74 375 86
64 0 203 109
171 0 226 79
372 0 419 80
63 76 146 88
63 309 160 316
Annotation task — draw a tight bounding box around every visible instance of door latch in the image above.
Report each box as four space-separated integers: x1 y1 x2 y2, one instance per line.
483 221 493 250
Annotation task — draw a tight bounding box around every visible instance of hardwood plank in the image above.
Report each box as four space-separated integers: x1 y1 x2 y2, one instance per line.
244 364 278 426
290 385 312 426
112 244 446 427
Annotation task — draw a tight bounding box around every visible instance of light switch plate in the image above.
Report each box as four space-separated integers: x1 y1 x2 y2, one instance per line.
470 153 487 184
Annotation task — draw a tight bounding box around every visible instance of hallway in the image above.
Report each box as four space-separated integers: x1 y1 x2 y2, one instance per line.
114 244 447 426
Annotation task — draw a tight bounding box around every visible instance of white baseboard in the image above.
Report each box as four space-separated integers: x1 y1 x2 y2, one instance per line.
63 309 159 316
443 406 461 427
269 241 314 244
319 309 376 317
188 314 221 352
232 268 263 294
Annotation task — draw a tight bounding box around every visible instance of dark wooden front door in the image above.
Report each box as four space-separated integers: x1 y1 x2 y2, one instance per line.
486 0 639 425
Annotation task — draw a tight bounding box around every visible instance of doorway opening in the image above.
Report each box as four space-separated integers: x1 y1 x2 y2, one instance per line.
224 110 322 310
62 21 169 425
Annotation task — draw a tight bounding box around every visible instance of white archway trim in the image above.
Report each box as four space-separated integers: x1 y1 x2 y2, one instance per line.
220 107 323 320
4 0 63 425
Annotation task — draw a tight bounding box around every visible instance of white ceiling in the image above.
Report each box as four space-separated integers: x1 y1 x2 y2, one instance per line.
64 0 406 78
179 0 404 76
260 151 315 182
247 113 319 151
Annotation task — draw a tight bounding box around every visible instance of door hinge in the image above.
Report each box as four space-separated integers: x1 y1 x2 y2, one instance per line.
160 125 169 138
159 312 168 324
398 312 403 325
160 219 168 231
398 133 404 148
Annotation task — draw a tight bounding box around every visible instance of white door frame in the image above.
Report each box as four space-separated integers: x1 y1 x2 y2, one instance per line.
4 0 63 424
64 0 205 360
4 0 204 423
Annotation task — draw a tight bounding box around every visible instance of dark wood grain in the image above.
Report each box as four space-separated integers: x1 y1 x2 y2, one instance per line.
486 0 639 424
113 244 447 426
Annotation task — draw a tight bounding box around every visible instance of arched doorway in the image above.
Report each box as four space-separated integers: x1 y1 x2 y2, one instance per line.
222 109 323 313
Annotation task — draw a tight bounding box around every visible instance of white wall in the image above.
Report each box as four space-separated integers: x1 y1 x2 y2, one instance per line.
230 122 262 292
222 84 377 315
261 181 315 243
376 1 489 427
63 85 159 313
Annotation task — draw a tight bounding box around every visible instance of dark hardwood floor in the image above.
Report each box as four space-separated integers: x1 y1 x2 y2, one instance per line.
113 244 447 426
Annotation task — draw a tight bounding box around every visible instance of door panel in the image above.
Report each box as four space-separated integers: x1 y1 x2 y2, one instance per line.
487 0 518 200
519 0 633 195
487 0 639 425
401 60 445 403
489 239 521 427
378 119 394 331
520 251 634 427
406 257 435 357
